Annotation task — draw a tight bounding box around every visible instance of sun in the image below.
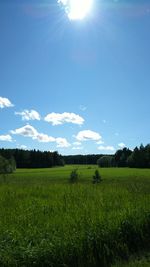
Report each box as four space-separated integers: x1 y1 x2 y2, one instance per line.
59 0 93 20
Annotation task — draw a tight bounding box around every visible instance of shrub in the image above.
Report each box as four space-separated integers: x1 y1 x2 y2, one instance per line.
69 169 79 183
0 155 16 182
0 155 16 174
93 169 102 184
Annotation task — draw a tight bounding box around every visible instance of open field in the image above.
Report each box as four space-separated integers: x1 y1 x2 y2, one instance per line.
0 166 150 266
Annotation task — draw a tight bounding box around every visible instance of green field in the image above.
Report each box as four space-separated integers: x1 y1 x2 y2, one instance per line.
0 166 149 267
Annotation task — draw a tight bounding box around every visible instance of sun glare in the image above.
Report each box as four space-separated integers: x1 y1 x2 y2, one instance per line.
59 0 93 20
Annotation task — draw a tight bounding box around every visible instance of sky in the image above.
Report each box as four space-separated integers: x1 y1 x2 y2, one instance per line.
0 0 150 155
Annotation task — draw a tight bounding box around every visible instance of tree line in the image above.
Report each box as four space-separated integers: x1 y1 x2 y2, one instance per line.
0 144 150 171
64 144 150 168
0 149 64 169
63 154 103 165
108 144 150 168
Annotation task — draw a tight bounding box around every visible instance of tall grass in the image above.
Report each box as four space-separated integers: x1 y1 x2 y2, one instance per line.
113 252 150 267
0 166 149 266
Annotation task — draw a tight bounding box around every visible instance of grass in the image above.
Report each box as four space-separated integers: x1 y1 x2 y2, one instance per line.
113 252 150 266
0 165 149 266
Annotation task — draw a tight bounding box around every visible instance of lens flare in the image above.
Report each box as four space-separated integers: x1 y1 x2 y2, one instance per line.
58 0 93 20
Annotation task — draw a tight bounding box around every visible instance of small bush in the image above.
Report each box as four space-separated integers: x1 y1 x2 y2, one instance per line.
69 169 79 183
0 155 16 173
93 169 102 184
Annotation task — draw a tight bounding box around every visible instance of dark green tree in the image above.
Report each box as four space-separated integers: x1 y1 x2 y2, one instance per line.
0 155 16 182
127 144 150 168
97 156 115 167
7 157 16 173
114 148 132 167
69 169 79 184
0 155 8 174
0 149 65 168
93 170 102 184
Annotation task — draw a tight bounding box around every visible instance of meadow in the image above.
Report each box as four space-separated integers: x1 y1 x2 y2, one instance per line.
0 166 149 267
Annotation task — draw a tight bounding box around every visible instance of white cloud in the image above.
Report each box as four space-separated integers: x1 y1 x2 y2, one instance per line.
11 125 56 143
98 145 115 152
72 146 83 150
36 133 55 143
75 130 101 141
15 109 41 121
0 134 12 142
11 124 38 138
0 97 14 108
96 140 104 145
118 142 126 148
73 141 82 146
44 112 84 125
11 124 70 148
20 145 28 150
56 138 71 148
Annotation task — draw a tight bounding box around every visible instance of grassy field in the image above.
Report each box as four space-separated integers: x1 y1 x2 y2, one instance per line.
0 165 149 266
113 252 150 267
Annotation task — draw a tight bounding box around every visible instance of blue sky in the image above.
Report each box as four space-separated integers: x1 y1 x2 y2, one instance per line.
0 0 150 155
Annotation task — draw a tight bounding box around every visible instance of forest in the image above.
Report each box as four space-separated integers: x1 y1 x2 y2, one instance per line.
0 144 150 171
0 149 64 169
64 144 150 168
